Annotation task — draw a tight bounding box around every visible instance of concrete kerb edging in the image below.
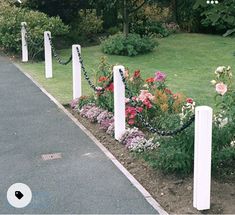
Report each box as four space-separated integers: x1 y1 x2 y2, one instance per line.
14 62 169 215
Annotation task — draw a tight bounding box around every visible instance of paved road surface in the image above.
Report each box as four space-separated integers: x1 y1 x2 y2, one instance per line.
0 55 158 214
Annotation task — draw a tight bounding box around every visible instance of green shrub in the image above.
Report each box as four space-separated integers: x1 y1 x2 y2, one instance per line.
107 26 121 35
70 10 103 43
0 1 69 59
101 33 158 56
143 126 194 175
130 20 170 37
194 0 235 33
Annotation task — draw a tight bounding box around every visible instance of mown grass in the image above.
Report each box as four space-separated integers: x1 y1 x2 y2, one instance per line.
20 33 235 106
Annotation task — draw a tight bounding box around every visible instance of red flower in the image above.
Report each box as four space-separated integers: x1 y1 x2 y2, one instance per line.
98 76 108 82
133 70 140 78
105 83 114 92
186 98 193 104
146 77 154 83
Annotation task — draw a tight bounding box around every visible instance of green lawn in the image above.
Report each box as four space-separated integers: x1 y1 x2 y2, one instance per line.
20 33 235 106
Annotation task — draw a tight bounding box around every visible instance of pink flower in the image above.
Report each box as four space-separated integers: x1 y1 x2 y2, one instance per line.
143 99 152 109
138 90 155 102
96 87 103 91
154 71 166 82
128 119 135 125
125 98 130 103
216 82 227 96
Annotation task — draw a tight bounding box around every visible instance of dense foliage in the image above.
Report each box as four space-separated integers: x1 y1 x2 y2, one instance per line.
24 0 87 23
0 1 69 59
144 66 235 176
70 10 103 43
101 33 158 56
194 0 235 33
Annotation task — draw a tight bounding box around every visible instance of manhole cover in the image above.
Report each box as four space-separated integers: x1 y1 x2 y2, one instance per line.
41 153 62 161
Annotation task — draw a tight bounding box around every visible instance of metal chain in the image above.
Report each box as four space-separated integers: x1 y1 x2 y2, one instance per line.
118 69 195 136
76 46 113 93
23 24 44 47
47 33 72 65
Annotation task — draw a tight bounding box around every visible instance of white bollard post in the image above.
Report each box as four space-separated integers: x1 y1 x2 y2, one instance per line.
21 22 28 62
113 65 126 140
44 31 53 78
72 45 82 99
193 106 213 211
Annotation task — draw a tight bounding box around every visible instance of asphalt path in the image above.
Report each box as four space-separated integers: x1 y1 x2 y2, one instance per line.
0 55 158 214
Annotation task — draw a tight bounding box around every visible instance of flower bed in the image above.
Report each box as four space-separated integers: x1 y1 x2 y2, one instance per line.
70 58 235 176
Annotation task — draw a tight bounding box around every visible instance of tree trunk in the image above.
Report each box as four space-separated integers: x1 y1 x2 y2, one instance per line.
123 0 129 37
171 0 178 23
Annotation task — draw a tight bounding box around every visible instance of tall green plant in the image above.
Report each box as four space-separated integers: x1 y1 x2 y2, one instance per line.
0 1 69 59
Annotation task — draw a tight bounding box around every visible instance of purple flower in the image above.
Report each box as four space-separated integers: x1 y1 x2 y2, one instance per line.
106 123 114 136
80 104 95 117
97 111 113 124
154 71 166 82
70 98 79 109
100 118 114 131
119 127 145 145
85 106 103 122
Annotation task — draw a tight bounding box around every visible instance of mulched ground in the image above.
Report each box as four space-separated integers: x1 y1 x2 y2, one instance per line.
67 107 235 214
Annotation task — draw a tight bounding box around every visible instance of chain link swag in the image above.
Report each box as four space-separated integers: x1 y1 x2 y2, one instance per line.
76 47 113 93
46 33 72 65
23 23 44 47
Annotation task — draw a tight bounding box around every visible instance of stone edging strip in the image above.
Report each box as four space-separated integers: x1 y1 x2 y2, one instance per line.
14 62 169 215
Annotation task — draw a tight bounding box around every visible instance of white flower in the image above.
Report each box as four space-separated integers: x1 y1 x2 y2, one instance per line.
231 140 235 148
143 84 149 88
211 80 217 85
226 66 231 71
215 66 226 74
220 117 228 127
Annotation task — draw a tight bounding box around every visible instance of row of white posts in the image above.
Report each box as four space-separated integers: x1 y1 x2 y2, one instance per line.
21 22 213 211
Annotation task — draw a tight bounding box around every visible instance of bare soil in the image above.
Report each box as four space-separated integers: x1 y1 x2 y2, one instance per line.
68 107 235 214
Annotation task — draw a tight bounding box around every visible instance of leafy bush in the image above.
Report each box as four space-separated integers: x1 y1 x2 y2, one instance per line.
107 26 121 35
70 10 103 42
0 1 69 59
130 20 170 37
143 126 194 175
101 33 157 56
194 0 235 33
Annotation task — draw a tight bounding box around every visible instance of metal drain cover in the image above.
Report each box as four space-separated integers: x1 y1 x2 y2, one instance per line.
41 153 62 161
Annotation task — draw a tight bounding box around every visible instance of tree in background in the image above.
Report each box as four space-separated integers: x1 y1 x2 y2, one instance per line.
194 0 235 34
90 0 158 37
24 0 89 23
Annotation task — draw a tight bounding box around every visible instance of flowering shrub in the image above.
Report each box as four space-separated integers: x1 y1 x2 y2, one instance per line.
211 66 234 124
210 66 235 176
124 69 195 129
